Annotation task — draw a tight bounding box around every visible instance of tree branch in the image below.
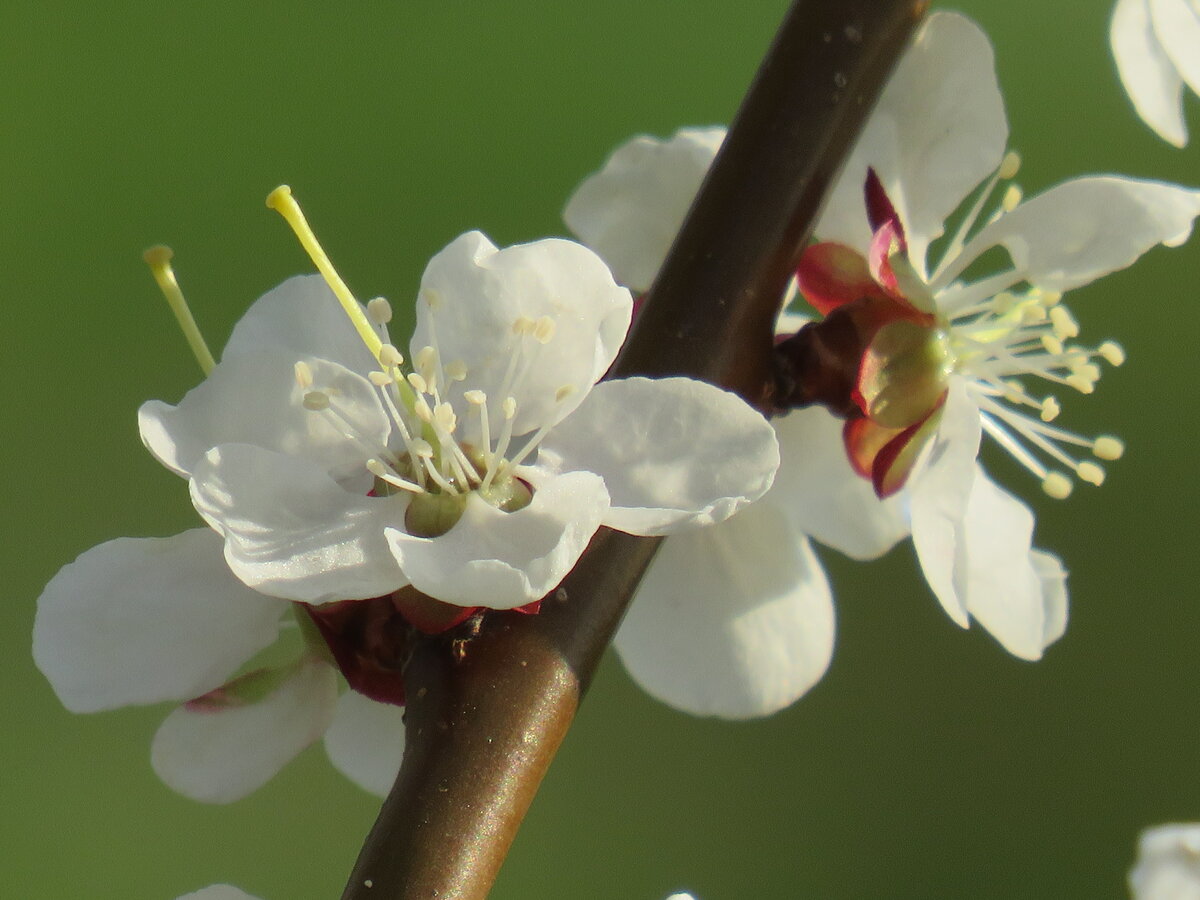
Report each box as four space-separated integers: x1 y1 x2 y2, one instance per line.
341 1 927 897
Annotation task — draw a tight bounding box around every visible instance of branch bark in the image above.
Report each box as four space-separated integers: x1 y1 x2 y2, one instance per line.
341 1 927 896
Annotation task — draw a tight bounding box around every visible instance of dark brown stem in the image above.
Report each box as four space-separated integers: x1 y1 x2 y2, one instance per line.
341 1 926 897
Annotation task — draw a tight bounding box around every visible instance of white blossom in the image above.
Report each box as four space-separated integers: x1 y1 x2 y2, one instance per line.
142 211 779 612
567 11 1200 682
33 529 405 803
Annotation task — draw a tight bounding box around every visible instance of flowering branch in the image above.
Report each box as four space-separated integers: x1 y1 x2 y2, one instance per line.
340 1 927 897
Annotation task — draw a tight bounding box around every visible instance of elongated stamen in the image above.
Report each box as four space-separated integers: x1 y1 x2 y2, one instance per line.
143 245 217 376
365 458 424 494
266 186 385 364
931 151 1020 285
482 397 518 491
506 384 578 470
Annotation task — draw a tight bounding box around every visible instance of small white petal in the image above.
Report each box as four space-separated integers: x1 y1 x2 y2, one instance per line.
151 658 338 804
537 377 779 536
945 176 1200 292
1113 0 1189 146
324 690 406 797
908 381 983 628
1150 0 1200 100
1031 550 1069 649
176 887 264 900
1130 824 1200 900
412 232 632 440
33 530 284 714
616 501 834 719
140 352 389 481
222 274 379 375
818 11 1009 265
563 127 726 292
956 469 1058 660
386 471 610 609
770 405 910 560
190 444 409 604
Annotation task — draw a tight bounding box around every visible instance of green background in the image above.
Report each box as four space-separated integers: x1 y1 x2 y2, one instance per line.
3 2 1197 897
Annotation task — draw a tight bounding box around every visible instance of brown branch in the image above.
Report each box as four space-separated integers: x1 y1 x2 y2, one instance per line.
341 1 927 897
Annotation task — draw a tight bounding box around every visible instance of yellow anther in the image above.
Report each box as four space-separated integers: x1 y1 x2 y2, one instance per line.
294 361 314 389
367 297 393 325
1093 436 1125 460
407 372 428 394
1002 184 1023 211
502 396 517 419
410 439 434 459
1041 472 1073 499
998 150 1022 180
1021 304 1047 324
993 291 1018 312
1040 397 1061 422
420 288 443 309
1073 363 1102 382
368 371 391 387
463 389 486 405
533 316 556 344
1077 461 1105 486
1099 341 1126 366
555 384 577 402
414 397 433 422
1066 374 1095 394
1049 306 1080 339
415 345 437 375
302 390 330 411
445 360 468 382
142 244 217 376
379 344 404 368
1041 334 1064 355
265 185 384 363
1038 290 1063 308
512 316 535 335
433 403 457 433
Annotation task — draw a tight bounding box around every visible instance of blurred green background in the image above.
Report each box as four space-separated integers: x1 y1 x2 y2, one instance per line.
3 1 1197 897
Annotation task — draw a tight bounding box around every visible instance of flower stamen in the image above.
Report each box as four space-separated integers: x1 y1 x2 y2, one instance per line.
142 245 217 376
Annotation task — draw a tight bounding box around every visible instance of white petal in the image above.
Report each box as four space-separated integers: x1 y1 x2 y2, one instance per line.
190 444 409 604
1113 0 1189 147
140 352 389 480
908 381 982 628
615 501 834 719
412 231 632 440
770 405 909 559
151 657 338 803
1031 550 1069 649
385 471 610 609
563 127 726 292
1150 0 1200 98
222 274 379 374
957 469 1055 660
1130 824 1200 900
33 530 284 714
324 690 405 797
817 11 1009 266
945 176 1200 292
536 377 779 536
176 887 264 900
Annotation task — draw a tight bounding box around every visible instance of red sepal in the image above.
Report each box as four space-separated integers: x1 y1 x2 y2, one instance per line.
796 242 888 315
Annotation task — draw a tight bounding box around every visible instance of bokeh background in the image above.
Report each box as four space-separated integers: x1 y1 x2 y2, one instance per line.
3 1 1197 897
